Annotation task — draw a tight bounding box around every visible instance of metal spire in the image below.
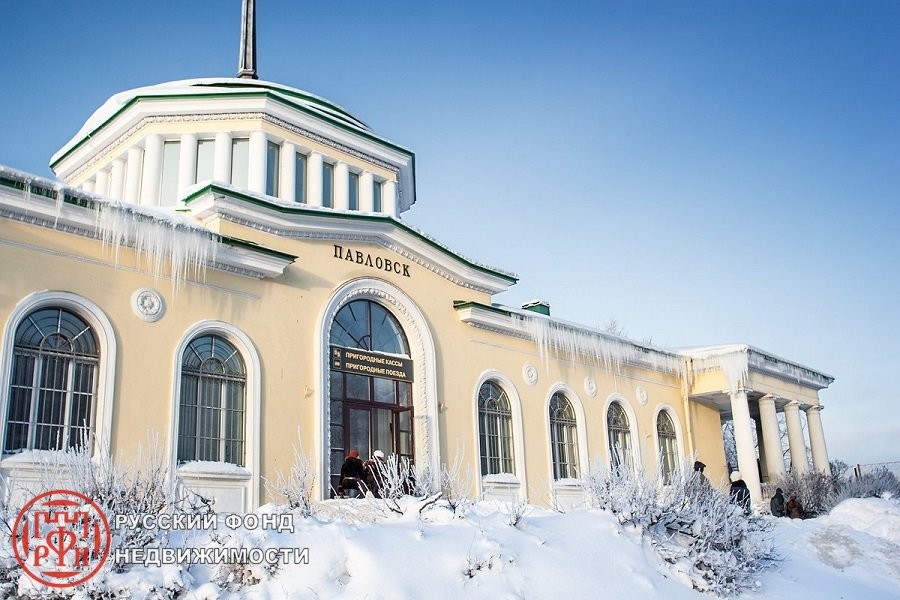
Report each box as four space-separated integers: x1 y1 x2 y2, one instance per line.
237 0 258 79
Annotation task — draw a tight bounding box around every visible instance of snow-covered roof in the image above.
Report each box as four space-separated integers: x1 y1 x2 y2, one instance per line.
51 78 373 166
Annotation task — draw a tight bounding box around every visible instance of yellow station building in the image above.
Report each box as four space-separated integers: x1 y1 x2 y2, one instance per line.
0 3 834 512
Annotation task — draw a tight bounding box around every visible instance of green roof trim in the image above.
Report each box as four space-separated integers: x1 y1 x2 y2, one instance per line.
183 183 518 285
452 300 512 315
51 90 414 170
220 235 297 262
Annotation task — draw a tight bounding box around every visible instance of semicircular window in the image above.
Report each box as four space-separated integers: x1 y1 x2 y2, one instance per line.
330 299 409 356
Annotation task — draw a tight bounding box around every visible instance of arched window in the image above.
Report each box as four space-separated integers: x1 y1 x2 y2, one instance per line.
549 392 579 480
478 380 514 476
607 402 632 471
177 334 246 465
657 410 678 483
4 307 99 452
330 299 409 355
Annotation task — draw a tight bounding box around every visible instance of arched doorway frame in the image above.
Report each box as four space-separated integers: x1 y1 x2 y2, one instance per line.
315 278 439 499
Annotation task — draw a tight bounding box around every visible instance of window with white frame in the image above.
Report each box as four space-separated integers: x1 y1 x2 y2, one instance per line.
195 139 215 184
657 410 678 483
265 141 280 197
177 334 246 466
478 380 514 476
607 401 633 471
230 138 249 189
348 171 359 210
4 307 99 452
549 392 579 480
372 180 383 212
322 161 334 208
294 152 307 203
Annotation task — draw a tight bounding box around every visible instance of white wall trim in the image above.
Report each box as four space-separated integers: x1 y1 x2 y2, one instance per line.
651 403 686 481
600 393 642 471
168 320 261 511
0 291 117 460
471 369 528 501
315 277 439 499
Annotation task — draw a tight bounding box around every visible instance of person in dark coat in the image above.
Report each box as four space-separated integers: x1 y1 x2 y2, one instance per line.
693 460 710 487
770 487 786 517
729 471 752 514
339 449 366 498
786 494 804 519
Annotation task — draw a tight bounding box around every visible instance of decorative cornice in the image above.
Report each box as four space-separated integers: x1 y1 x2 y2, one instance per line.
69 111 401 183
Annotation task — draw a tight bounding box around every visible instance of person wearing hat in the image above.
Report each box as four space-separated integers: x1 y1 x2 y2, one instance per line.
364 450 387 498
770 487 786 517
693 460 710 487
339 449 366 498
729 470 752 514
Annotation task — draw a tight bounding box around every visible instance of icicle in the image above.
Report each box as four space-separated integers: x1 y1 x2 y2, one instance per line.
93 198 218 290
686 347 749 395
510 312 685 377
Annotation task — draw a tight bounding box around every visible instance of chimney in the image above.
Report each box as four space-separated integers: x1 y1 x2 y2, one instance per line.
521 300 550 316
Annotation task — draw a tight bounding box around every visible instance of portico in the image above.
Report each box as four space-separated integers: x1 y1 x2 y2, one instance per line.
683 345 834 503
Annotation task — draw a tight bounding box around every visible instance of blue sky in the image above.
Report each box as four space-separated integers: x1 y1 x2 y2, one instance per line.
1 1 898 465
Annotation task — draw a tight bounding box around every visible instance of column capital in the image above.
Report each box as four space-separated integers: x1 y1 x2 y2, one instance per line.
757 394 778 406
806 404 824 413
784 400 802 409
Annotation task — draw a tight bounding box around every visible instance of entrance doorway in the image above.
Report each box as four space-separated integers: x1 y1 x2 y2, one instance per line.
328 299 413 494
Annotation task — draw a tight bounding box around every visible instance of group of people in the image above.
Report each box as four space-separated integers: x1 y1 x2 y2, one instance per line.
337 449 386 498
769 487 804 518
695 460 805 518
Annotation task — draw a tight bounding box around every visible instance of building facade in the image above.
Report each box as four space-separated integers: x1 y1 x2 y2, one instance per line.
0 12 834 512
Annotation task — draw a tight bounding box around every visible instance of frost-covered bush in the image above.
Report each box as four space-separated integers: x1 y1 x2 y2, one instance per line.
828 466 900 508
263 439 316 517
46 434 213 571
439 450 474 516
582 460 778 597
773 469 833 517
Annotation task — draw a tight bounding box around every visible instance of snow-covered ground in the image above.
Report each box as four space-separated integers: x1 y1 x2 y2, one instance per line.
57 496 899 599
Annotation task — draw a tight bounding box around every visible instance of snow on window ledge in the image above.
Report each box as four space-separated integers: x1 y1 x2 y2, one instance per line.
552 478 582 489
482 473 520 485
177 460 251 480
1 449 70 472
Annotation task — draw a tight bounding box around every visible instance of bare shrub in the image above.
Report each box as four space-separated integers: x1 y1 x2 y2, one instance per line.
263 437 316 517
440 449 475 516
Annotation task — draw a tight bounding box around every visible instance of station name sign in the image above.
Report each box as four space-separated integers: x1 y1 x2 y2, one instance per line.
333 245 411 278
330 345 414 382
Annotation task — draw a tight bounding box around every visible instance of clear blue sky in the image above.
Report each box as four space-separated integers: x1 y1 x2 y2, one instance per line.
1 1 898 465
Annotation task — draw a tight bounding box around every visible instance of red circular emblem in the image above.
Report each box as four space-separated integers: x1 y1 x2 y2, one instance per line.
12 489 111 588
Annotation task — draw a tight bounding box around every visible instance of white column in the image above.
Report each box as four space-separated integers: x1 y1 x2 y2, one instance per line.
307 151 323 207
757 395 785 482
125 147 143 204
248 131 267 194
333 161 349 210
806 405 831 474
94 169 109 197
109 159 125 200
279 142 296 202
730 388 762 503
81 179 94 193
359 171 374 212
382 180 397 217
783 401 808 474
140 134 163 206
177 133 198 200
213 132 232 183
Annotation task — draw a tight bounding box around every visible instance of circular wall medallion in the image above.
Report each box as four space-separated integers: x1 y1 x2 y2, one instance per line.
636 386 648 406
132 288 165 322
584 376 597 398
522 363 538 386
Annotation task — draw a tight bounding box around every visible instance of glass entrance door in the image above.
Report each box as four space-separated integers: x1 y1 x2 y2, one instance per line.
327 299 414 496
